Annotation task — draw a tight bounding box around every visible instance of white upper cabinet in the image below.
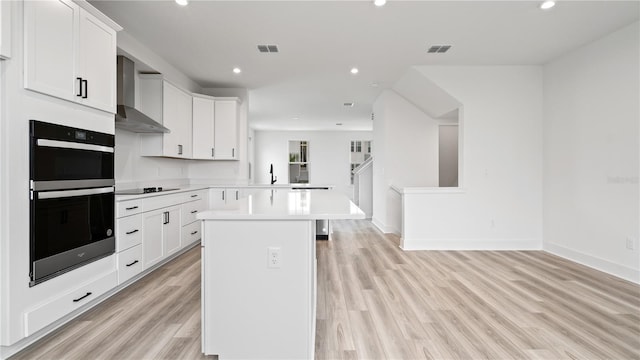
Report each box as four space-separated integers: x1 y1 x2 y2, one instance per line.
0 0 13 59
24 0 118 113
192 95 216 160
77 9 117 112
192 95 240 161
139 77 193 159
213 98 240 160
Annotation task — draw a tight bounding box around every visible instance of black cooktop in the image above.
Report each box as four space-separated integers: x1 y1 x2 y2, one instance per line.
115 187 180 195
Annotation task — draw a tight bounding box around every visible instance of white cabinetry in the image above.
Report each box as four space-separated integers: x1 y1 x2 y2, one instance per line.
139 77 193 158
24 0 117 113
192 95 215 159
142 205 181 268
0 0 12 59
181 190 208 246
208 188 241 209
192 95 240 160
115 199 143 284
214 98 240 160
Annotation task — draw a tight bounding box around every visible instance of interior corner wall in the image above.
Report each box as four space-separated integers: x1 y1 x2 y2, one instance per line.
371 90 440 233
542 21 640 283
391 66 543 249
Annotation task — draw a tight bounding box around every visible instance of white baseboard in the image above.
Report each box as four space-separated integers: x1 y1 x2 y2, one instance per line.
400 237 542 251
544 242 640 284
371 217 400 235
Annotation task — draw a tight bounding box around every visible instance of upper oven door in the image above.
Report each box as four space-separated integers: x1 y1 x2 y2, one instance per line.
30 120 115 190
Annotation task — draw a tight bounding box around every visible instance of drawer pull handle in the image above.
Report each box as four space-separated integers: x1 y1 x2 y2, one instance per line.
125 229 139 235
191 231 198 235
126 206 139 210
73 292 92 303
191 210 198 214
126 260 139 267
191 194 198 198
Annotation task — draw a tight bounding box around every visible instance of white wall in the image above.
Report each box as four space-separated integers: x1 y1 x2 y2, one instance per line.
254 130 373 198
384 66 544 250
543 21 639 282
371 90 441 232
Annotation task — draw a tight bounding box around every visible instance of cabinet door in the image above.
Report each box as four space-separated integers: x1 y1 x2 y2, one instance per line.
214 100 238 160
192 96 215 159
163 82 192 158
24 0 79 102
0 0 12 59
209 188 226 209
142 209 164 269
77 9 116 113
163 206 182 256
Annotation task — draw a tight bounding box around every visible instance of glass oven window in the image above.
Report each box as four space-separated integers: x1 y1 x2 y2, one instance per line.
32 192 114 261
32 147 114 182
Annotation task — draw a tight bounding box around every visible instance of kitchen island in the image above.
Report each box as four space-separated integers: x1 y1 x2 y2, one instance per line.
198 189 364 359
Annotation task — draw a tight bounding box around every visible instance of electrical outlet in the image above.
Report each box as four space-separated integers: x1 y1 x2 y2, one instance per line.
626 237 636 251
268 247 281 268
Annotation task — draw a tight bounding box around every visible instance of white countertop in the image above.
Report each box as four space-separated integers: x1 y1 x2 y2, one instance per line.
114 184 335 201
198 189 365 220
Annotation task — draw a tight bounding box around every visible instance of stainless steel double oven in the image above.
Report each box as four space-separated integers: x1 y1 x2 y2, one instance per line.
29 120 115 286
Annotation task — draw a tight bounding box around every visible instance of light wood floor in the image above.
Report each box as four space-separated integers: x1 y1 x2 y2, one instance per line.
12 220 640 360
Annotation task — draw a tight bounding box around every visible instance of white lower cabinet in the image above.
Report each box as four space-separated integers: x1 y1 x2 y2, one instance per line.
208 188 240 209
24 270 118 337
117 244 142 284
116 213 142 252
142 205 181 269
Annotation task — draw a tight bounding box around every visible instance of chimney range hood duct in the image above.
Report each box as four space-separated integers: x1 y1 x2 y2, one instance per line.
115 56 170 133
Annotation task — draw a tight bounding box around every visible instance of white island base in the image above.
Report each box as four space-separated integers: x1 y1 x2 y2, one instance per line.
199 189 364 359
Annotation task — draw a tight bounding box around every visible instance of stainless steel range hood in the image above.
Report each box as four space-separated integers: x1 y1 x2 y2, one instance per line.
115 56 170 133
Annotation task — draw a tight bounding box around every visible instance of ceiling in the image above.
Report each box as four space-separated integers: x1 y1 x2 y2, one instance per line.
90 0 639 131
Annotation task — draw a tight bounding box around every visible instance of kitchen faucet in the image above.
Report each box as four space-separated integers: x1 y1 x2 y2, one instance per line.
270 164 277 184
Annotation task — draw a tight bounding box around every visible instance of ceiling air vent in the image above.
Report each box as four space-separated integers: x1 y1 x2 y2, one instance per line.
343 102 354 107
257 44 279 53
427 45 452 53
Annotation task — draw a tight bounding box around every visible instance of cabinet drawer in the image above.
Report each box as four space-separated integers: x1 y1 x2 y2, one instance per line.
24 271 117 337
116 214 142 252
184 189 208 203
182 221 201 247
182 199 205 225
143 193 184 212
117 199 143 218
117 244 143 284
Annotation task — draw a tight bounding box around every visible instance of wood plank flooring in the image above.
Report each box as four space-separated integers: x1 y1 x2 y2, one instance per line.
12 220 640 359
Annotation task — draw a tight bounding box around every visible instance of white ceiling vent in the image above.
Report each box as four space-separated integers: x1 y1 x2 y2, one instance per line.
343 102 354 107
427 45 452 53
257 44 279 53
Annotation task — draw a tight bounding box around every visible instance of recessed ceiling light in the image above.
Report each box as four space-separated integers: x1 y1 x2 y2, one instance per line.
540 1 555 10
350 67 359 75
232 67 242 74
374 0 386 6
175 0 188 6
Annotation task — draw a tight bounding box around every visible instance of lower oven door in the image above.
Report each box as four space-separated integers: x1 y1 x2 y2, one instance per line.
30 187 115 286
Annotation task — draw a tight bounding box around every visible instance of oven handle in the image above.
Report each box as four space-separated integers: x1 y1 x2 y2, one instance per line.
37 139 114 153
37 187 114 199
